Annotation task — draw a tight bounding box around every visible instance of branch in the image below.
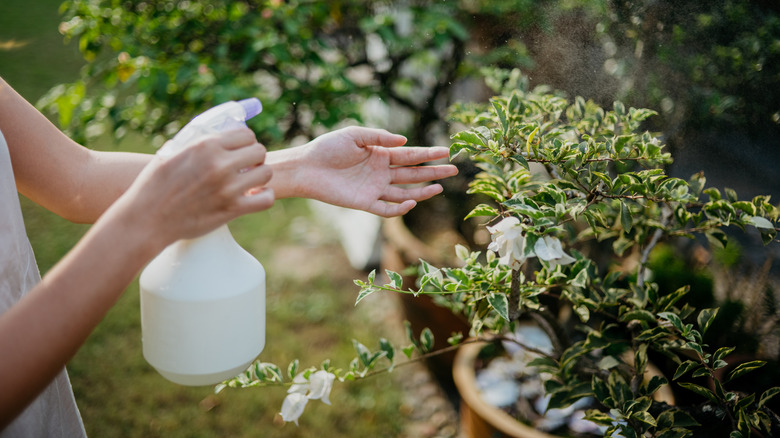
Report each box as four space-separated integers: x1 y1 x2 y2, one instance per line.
637 205 673 287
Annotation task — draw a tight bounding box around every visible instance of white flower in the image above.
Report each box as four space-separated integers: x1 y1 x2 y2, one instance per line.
280 392 308 426
487 217 531 268
280 370 337 425
533 236 576 267
287 373 309 395
307 370 335 405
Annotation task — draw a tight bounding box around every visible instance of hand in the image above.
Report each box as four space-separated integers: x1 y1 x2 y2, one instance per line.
286 126 458 217
115 127 274 244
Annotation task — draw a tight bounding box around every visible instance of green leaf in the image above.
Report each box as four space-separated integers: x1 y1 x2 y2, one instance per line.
620 200 633 233
697 308 719 335
644 375 668 397
385 270 403 289
492 100 508 135
379 338 394 363
510 153 529 170
355 285 379 306
658 312 684 332
465 203 500 219
419 328 434 353
630 410 656 427
713 346 736 364
573 304 590 322
583 409 614 426
352 339 372 367
706 229 729 249
656 429 693 438
657 409 700 429
673 361 700 380
758 387 780 409
735 394 756 411
452 130 486 148
597 355 621 370
678 382 719 403
402 345 415 359
404 320 420 348
447 333 464 346
620 309 656 326
726 360 766 383
487 293 510 322
658 285 690 312
614 101 626 116
287 359 299 380
614 135 633 154
748 215 774 229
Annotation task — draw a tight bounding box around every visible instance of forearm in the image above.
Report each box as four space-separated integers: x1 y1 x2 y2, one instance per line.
265 147 308 199
1 76 151 223
65 150 152 223
0 202 163 428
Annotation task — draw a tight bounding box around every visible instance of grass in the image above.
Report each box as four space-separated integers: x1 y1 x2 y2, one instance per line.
0 2 408 436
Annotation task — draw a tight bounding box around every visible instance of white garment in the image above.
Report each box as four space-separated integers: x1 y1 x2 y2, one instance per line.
0 129 86 437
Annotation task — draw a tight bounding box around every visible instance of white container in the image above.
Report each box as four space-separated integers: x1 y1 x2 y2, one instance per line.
139 99 266 386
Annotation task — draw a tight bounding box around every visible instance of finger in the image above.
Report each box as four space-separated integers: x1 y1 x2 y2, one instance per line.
234 187 275 215
231 164 273 195
379 184 444 204
367 199 417 218
213 127 258 151
344 126 407 148
390 164 458 185
388 146 451 166
229 142 267 171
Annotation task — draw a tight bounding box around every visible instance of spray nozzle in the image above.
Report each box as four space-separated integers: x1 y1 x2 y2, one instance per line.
158 98 263 157
239 98 262 120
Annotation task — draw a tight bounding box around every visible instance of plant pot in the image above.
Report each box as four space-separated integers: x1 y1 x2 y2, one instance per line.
453 340 676 438
454 340 558 438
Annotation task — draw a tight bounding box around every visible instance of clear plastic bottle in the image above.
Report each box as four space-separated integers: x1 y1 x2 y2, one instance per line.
139 99 266 386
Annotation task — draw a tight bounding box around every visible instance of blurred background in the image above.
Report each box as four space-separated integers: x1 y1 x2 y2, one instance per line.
1 0 778 436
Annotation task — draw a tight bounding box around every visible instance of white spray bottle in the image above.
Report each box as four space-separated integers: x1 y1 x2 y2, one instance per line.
139 98 266 386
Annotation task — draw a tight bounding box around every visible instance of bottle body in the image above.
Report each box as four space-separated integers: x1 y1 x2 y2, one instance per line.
140 225 265 386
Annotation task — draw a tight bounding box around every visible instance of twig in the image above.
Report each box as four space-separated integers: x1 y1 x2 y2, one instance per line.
637 205 672 287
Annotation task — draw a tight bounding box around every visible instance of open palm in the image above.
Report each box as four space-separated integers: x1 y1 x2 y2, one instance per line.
295 127 458 217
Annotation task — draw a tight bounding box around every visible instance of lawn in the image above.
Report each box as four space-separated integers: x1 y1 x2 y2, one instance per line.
0 1 409 436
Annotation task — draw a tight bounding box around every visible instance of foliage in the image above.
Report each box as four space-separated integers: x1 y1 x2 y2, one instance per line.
37 0 554 147
348 68 780 437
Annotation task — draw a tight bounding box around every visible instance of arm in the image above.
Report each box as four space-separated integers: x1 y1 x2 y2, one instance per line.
0 79 274 427
266 126 458 217
2 78 456 222
0 77 153 223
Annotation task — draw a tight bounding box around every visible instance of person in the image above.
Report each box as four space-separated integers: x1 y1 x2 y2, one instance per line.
0 75 458 436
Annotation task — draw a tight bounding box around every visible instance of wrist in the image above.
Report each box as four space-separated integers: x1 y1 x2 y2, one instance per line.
265 146 308 199
94 195 172 263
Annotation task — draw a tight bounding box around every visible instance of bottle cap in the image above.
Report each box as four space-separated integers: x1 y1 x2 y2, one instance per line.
239 98 263 120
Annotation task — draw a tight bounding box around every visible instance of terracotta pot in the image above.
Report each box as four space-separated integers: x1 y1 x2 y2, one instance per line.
453 340 676 438
453 340 558 438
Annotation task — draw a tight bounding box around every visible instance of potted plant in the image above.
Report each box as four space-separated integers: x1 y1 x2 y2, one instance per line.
353 68 780 437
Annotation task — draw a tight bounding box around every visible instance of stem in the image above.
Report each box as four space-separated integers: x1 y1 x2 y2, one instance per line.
508 268 522 321
529 310 570 357
637 205 672 287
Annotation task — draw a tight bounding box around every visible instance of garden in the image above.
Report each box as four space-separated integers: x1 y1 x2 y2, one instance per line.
1 1 779 437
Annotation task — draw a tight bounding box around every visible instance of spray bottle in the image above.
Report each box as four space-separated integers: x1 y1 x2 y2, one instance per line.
139 98 266 386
